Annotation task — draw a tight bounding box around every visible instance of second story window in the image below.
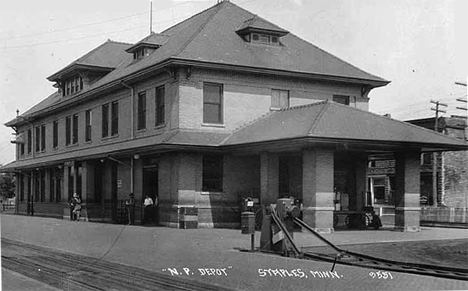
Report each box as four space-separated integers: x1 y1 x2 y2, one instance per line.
85 110 92 142
65 116 71 145
203 83 223 124
271 89 289 109
111 101 119 136
333 95 350 106
27 129 32 153
35 126 40 152
41 124 46 151
72 114 79 144
53 121 58 148
20 131 25 155
102 104 109 138
137 91 146 130
155 86 165 126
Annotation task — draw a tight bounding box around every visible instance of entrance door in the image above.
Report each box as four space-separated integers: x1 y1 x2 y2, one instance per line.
143 165 158 224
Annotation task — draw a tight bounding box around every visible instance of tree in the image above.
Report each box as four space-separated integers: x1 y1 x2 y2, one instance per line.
0 172 16 199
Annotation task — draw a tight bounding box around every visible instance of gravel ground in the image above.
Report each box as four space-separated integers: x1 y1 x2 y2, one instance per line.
304 239 468 269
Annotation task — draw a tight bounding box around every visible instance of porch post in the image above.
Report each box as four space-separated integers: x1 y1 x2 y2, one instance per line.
44 169 51 202
81 161 94 221
63 166 70 219
302 148 334 233
394 151 421 232
355 154 368 210
260 152 279 205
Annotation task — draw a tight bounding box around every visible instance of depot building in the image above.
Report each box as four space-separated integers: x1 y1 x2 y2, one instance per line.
2 1 467 232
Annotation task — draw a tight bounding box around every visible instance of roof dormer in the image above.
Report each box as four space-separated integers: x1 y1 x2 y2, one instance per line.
126 32 170 61
236 15 289 46
47 40 132 97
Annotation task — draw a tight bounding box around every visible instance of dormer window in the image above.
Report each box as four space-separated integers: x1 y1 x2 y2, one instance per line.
62 75 83 97
134 48 145 60
236 15 289 47
127 33 170 62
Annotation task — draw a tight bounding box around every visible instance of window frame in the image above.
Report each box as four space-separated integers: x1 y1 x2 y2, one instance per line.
202 154 224 192
332 95 350 106
102 104 109 138
65 116 71 145
35 126 40 152
27 129 32 153
72 114 79 145
85 109 92 142
20 131 25 155
271 89 290 109
111 101 119 136
137 91 147 130
155 85 165 126
40 124 46 151
203 83 223 124
53 120 58 149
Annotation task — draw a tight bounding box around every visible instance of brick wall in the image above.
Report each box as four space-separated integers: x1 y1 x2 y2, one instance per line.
443 151 468 207
177 68 368 132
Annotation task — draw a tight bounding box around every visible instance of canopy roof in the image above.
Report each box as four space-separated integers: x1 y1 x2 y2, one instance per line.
2 100 467 172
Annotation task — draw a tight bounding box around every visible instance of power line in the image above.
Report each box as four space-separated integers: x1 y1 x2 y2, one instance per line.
0 11 148 41
0 14 193 51
0 1 193 41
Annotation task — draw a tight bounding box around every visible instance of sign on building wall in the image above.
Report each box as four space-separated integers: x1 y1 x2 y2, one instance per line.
117 180 122 188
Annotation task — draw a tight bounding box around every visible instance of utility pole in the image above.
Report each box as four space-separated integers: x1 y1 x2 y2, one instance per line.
454 80 468 210
430 100 447 206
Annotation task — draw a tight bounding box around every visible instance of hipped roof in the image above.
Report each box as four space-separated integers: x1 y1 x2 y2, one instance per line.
222 100 468 150
7 1 388 127
47 40 132 81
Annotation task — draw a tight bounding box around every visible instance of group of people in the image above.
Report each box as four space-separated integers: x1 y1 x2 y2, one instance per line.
69 193 158 225
69 193 82 221
126 193 158 225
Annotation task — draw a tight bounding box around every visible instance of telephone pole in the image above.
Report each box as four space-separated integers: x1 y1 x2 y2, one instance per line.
430 100 447 206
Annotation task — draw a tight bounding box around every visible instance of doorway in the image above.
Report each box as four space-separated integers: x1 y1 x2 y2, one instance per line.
143 165 158 224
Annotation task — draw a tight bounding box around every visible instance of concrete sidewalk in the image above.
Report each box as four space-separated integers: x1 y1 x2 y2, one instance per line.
2 214 468 291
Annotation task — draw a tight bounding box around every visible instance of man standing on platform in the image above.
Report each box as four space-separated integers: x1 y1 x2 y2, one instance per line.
126 193 135 225
143 195 153 224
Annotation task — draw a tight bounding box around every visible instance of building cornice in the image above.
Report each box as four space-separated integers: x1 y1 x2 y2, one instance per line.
7 57 389 127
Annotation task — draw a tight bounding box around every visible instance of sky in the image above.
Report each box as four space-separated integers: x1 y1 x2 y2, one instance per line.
0 0 467 165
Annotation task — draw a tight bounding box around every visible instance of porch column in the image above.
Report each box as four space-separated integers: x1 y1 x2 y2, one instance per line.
44 169 51 202
81 161 94 222
81 161 94 204
63 166 70 219
72 164 78 196
355 154 368 210
394 152 421 232
260 152 279 205
302 148 334 233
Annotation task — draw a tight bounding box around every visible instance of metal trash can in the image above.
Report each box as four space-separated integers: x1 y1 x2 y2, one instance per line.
241 211 255 234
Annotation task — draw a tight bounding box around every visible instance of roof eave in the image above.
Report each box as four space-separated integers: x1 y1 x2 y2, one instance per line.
221 136 468 152
236 27 289 37
125 43 161 53
170 58 390 88
47 64 116 82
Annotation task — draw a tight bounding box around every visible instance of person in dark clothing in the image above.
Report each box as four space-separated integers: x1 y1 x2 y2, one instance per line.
125 193 135 225
369 211 383 230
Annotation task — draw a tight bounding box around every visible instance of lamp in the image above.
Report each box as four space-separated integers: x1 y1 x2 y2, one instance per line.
133 154 140 160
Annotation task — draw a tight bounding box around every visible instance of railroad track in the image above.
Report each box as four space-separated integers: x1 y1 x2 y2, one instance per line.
2 238 234 291
293 217 468 281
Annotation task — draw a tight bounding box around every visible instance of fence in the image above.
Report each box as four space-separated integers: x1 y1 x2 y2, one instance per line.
420 207 468 225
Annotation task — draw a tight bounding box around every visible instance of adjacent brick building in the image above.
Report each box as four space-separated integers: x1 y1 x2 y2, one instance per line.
2 1 467 232
367 116 468 214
